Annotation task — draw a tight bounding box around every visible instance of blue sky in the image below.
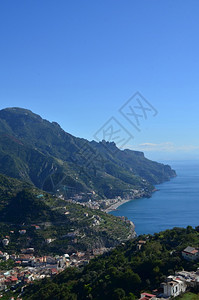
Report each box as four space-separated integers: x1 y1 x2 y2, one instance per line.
0 0 199 161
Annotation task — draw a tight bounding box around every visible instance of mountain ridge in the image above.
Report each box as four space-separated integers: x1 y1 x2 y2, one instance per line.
0 107 176 200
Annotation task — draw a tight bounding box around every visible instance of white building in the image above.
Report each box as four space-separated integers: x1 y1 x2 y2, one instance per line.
45 238 55 244
19 230 26 235
2 239 9 246
163 276 186 297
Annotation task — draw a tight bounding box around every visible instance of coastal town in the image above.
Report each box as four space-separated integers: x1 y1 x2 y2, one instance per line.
0 189 138 299
0 186 198 300
0 245 110 297
1 239 199 299
57 185 153 212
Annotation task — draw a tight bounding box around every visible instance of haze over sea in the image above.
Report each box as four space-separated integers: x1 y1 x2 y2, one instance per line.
110 160 199 236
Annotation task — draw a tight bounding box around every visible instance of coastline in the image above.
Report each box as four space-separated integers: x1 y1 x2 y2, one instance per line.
104 198 133 213
104 188 159 213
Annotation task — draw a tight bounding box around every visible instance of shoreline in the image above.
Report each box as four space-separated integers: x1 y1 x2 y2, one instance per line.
104 188 159 213
104 198 133 213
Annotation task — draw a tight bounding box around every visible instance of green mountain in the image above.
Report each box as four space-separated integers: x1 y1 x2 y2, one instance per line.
0 107 176 199
23 226 199 300
0 174 135 255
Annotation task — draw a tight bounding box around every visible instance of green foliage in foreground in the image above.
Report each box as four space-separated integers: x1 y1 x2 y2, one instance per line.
23 226 199 300
176 292 199 300
0 259 15 270
0 291 17 300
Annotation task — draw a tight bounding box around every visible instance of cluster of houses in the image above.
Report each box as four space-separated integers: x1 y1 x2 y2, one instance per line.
0 246 110 294
0 250 71 292
67 191 148 211
68 198 103 210
2 223 199 299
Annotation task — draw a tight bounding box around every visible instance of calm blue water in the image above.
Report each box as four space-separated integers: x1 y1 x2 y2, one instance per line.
110 161 199 235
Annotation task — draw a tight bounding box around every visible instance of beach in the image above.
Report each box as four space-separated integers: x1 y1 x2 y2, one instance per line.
104 198 133 213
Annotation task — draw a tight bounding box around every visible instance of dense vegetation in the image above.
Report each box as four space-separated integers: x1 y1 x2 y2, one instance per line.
0 174 134 255
0 173 32 210
23 226 199 300
0 107 176 199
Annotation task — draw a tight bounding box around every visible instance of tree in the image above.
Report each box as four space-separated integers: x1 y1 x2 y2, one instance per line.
113 288 126 300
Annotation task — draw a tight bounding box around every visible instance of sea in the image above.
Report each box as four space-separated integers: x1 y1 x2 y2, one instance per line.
110 160 199 236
